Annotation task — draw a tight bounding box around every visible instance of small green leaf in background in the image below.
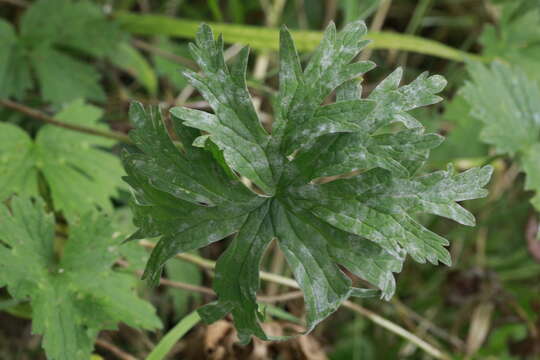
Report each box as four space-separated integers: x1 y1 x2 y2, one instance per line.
31 46 105 103
123 22 492 344
19 0 123 56
479 3 540 82
0 120 39 200
1 0 125 103
0 197 161 360
0 100 126 220
462 61 540 208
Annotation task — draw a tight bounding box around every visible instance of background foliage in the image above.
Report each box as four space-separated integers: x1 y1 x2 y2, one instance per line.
0 0 539 359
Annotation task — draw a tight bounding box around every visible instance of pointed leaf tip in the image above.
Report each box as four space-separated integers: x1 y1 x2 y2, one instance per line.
427 74 448 93
129 101 147 127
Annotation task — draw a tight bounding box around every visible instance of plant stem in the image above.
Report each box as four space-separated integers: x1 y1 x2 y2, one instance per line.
95 339 138 360
119 258 303 303
138 240 452 359
118 259 213 294
323 0 338 26
266 0 287 28
266 241 286 295
159 275 302 303
344 301 451 360
392 298 465 350
0 99 133 144
146 310 201 360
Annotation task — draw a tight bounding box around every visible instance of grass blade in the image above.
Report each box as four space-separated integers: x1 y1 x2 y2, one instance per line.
146 310 201 360
116 12 487 62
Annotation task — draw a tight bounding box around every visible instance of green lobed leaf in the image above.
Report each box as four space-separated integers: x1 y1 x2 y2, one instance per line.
123 104 264 285
462 61 540 209
123 22 492 344
31 46 106 103
170 24 276 195
479 4 540 82
284 68 447 186
274 22 377 155
270 203 353 330
0 123 38 201
201 202 275 344
0 100 125 220
462 61 540 155
0 197 161 360
2 0 124 102
20 0 123 57
287 165 492 265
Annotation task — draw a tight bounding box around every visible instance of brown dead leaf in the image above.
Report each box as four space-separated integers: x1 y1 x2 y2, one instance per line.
178 318 327 360
465 302 494 356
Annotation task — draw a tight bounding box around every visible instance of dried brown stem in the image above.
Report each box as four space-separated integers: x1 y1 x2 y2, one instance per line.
118 257 303 304
0 98 132 144
132 39 198 70
95 339 138 360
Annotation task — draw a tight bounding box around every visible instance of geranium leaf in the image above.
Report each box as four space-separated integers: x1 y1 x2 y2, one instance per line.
123 22 492 343
0 100 125 220
0 197 161 360
462 61 540 209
